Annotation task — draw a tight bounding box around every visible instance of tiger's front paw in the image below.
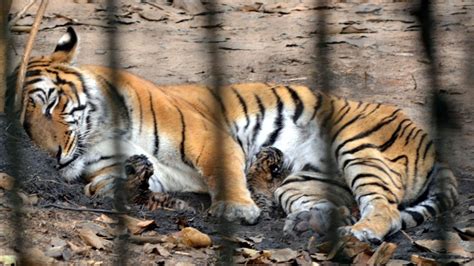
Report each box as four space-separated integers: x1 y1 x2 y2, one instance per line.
284 204 353 236
208 201 261 225
84 175 116 197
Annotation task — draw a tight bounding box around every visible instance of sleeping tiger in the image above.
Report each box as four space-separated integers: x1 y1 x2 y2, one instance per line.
9 27 457 241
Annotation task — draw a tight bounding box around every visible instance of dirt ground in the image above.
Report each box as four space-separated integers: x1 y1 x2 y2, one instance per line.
1 0 473 264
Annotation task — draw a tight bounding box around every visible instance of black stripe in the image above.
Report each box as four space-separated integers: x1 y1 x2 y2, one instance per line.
420 204 437 216
348 161 402 188
284 174 352 194
251 95 266 144
379 119 411 152
177 108 193 167
335 109 401 157
331 112 364 143
422 140 433 160
231 87 250 131
24 78 44 87
25 69 43 78
285 85 304 123
285 194 306 212
353 182 398 203
149 91 159 155
399 121 414 138
404 126 417 145
404 210 424 225
351 173 388 188
100 76 131 132
302 164 324 173
320 99 335 129
206 87 229 125
413 133 427 184
277 188 299 206
309 93 323 121
263 88 284 147
332 99 350 126
85 155 118 166
46 69 81 105
357 192 396 204
57 153 80 169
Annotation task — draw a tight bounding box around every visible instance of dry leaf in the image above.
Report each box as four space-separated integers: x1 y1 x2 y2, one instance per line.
77 228 111 250
143 243 171 257
0 173 14 190
454 226 474 241
122 215 157 235
353 251 372 264
95 214 118 224
414 233 472 258
367 242 397 265
18 192 38 205
22 248 55 265
411 254 437 266
340 25 376 34
67 241 89 255
268 248 298 263
175 227 212 248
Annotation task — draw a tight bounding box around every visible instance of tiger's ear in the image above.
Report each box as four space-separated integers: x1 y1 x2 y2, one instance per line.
51 27 78 63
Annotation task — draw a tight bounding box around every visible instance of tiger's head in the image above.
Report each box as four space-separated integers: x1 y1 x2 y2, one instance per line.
10 27 96 175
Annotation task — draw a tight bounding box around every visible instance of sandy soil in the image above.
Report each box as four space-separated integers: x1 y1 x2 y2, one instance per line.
1 0 473 264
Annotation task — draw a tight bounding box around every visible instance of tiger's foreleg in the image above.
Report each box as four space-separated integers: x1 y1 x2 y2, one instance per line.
274 172 355 236
189 135 260 224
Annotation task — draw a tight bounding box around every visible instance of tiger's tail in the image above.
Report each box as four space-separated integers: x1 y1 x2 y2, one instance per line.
400 163 458 229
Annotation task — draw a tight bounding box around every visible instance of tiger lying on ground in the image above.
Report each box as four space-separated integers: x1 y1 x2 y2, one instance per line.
9 27 457 242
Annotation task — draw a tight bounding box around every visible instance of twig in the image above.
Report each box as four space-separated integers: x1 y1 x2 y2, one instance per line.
411 73 417 90
8 0 36 29
128 235 169 244
40 203 126 215
14 0 48 116
400 229 415 244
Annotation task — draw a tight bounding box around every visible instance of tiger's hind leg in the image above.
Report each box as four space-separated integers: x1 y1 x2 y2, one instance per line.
339 156 405 243
400 164 458 228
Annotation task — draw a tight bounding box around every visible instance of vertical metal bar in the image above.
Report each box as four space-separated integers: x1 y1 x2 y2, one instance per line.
1 0 26 263
203 0 234 264
313 0 340 247
414 0 452 254
104 0 128 264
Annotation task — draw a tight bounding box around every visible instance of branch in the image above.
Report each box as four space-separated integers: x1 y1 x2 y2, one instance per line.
14 0 48 117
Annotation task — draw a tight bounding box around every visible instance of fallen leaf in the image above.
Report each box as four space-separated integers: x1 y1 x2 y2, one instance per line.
0 255 16 265
143 243 171 257
175 227 212 248
95 214 118 224
172 0 206 15
77 228 111 250
18 192 38 205
44 246 64 259
268 248 298 263
238 3 263 12
340 25 377 34
22 248 55 265
122 215 157 235
353 251 372 264
385 259 411 265
414 233 472 258
454 226 474 241
367 242 397 265
411 254 437 266
67 241 89 255
0 173 14 190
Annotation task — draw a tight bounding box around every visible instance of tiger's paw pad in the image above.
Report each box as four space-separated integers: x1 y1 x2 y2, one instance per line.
208 201 261 225
284 205 353 236
337 225 383 244
147 192 195 213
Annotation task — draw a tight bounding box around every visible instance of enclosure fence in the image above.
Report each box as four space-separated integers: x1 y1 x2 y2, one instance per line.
1 0 466 264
